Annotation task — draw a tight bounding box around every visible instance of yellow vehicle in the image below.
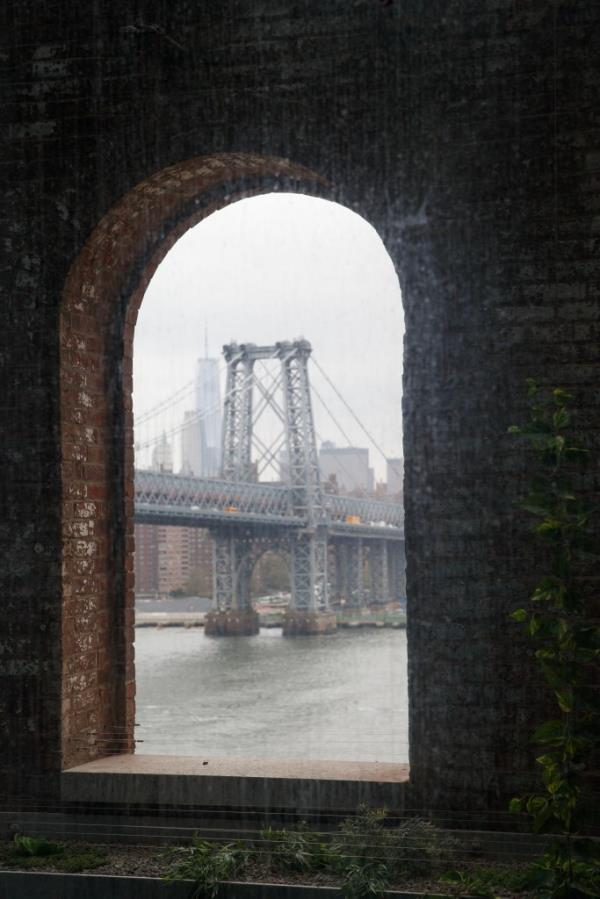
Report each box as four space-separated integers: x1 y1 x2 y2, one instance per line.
345 514 361 524
225 505 239 513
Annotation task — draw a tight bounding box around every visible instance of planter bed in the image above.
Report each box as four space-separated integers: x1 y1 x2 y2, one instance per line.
0 871 452 899
0 827 544 898
0 847 535 899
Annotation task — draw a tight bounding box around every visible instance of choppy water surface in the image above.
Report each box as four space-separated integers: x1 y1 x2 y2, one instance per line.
135 628 408 762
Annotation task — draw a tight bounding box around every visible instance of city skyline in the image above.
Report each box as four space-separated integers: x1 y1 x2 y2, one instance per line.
146 423 402 499
133 193 404 481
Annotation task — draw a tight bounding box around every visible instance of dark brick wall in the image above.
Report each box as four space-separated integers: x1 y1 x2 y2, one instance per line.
0 0 598 813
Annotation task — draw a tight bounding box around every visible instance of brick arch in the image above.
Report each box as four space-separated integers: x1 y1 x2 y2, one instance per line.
60 154 331 768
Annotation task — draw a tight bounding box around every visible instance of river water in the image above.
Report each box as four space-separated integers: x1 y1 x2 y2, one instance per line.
135 627 408 763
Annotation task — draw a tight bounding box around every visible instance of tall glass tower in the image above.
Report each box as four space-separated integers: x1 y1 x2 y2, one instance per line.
195 356 221 477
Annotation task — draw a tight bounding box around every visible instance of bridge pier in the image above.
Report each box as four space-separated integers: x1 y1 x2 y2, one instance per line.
388 541 406 603
208 531 259 635
282 610 337 636
369 539 389 605
205 609 259 636
331 541 348 605
347 538 364 608
284 530 336 634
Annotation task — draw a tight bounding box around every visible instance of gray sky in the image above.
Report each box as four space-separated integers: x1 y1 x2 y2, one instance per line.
133 193 404 481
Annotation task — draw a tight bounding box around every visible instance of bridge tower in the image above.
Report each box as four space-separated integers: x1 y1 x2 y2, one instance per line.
205 340 336 636
277 340 335 634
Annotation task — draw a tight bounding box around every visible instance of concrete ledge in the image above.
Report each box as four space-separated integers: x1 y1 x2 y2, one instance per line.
0 872 447 899
62 754 409 812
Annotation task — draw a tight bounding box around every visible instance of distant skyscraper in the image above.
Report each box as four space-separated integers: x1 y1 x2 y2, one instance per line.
318 441 373 494
180 410 203 476
179 345 223 478
151 432 173 472
386 457 403 497
195 356 221 477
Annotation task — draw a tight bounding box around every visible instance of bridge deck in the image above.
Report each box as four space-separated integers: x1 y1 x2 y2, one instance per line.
135 471 404 538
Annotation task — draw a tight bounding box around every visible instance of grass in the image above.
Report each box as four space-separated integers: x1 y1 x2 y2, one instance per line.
0 834 108 873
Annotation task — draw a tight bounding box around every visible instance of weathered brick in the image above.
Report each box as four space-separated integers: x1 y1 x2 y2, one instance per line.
1 0 598 820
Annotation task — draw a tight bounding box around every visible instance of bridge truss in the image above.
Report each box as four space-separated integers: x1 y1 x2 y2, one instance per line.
134 340 405 617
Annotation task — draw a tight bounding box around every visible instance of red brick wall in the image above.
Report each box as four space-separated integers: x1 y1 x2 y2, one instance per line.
59 155 327 768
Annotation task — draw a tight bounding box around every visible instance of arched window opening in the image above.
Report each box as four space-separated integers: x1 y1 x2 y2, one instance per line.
132 192 407 764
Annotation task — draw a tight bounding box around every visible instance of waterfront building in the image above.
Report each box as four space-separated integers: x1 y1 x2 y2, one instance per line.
134 524 214 596
386 457 403 499
318 441 374 494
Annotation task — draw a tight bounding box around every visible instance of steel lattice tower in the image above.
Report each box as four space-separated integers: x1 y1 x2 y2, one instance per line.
220 343 255 482
277 340 328 613
213 339 329 615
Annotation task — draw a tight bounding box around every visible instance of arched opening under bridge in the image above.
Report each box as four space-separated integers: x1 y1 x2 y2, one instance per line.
60 153 406 772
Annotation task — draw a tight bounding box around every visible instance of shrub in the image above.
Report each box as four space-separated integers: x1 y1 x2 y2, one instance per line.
166 837 249 899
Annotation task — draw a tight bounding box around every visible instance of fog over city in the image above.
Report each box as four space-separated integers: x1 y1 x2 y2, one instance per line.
133 193 404 482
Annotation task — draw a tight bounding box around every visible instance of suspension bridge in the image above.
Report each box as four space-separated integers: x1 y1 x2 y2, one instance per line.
134 339 404 635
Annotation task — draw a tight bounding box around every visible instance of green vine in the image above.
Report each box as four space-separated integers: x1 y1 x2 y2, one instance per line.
508 380 600 898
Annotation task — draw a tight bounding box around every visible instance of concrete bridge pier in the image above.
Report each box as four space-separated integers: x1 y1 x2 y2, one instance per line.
204 609 260 636
282 609 337 635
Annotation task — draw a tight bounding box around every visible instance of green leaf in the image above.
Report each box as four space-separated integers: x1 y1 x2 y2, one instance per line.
536 754 557 768
555 689 573 713
532 805 553 833
13 834 63 858
552 388 572 401
553 408 570 429
510 608 528 622
509 797 523 813
565 446 590 460
521 501 552 516
536 519 562 535
534 720 563 742
530 613 543 636
439 870 463 884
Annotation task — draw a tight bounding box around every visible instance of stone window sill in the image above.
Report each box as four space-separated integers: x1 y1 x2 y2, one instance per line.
62 755 410 811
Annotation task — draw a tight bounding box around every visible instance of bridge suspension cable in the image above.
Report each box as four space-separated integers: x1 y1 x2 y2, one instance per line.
311 382 355 451
135 358 228 427
133 349 401 490
135 377 196 426
135 401 221 452
134 367 252 453
312 356 402 480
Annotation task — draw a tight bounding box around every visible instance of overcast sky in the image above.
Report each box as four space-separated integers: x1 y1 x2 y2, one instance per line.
133 193 404 481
